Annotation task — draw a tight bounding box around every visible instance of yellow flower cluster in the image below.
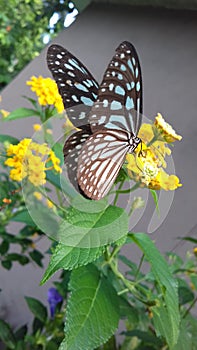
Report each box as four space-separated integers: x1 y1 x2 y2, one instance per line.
126 114 182 191
4 139 62 187
26 76 64 113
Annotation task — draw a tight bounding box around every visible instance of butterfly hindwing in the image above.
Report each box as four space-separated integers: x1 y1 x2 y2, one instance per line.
63 126 92 192
47 44 99 128
77 128 141 200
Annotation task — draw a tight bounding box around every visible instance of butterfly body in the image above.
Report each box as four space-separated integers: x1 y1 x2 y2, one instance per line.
47 41 143 200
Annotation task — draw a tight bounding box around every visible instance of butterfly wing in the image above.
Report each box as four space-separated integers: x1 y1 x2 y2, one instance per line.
77 128 140 200
47 44 99 193
77 41 143 199
89 41 142 135
63 126 92 193
47 44 99 128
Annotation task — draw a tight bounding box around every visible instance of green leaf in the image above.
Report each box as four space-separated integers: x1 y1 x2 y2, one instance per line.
118 297 139 325
5 253 29 265
3 108 40 121
25 297 47 323
0 134 19 144
14 325 28 341
41 242 105 284
129 233 180 349
178 284 194 305
0 240 9 255
29 250 44 267
10 210 35 226
58 204 128 248
0 319 16 349
150 189 160 215
63 264 119 350
173 319 193 350
52 142 64 165
1 260 12 269
124 329 163 348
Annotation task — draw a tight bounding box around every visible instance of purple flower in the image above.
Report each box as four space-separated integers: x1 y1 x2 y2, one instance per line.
47 287 63 318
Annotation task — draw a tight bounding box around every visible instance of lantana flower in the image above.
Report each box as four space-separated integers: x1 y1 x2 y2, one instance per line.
153 113 182 143
27 76 64 113
4 139 62 186
126 114 182 191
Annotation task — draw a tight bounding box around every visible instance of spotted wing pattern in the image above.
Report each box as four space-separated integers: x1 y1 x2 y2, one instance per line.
47 41 143 200
77 41 143 199
47 44 99 190
63 126 92 193
89 41 142 135
47 44 99 129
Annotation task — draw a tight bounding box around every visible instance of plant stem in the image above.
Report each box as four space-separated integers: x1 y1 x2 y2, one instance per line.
182 296 197 319
147 135 158 147
135 254 145 280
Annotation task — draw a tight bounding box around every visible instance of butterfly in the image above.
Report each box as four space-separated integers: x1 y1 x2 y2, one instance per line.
47 41 142 200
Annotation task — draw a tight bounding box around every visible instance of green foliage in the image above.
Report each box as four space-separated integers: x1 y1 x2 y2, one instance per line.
0 78 197 350
62 264 119 350
0 0 76 90
0 0 46 88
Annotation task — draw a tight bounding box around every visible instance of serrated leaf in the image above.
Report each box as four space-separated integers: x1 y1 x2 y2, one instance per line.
0 134 19 144
129 233 180 349
63 264 119 350
3 108 40 121
25 297 47 323
41 243 105 284
0 319 16 349
58 204 128 248
173 319 193 350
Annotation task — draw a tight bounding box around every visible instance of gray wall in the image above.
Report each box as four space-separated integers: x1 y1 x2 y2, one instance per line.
1 2 197 332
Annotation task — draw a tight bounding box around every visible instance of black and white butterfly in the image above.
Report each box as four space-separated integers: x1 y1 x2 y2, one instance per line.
47 41 142 200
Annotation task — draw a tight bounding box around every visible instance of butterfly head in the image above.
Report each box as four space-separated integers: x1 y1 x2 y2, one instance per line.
128 135 142 154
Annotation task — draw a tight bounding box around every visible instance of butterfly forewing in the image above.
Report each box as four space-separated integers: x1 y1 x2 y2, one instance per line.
47 44 99 128
77 41 143 199
89 41 142 135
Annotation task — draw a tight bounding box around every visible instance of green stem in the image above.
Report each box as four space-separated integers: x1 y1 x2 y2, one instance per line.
135 254 145 279
106 254 155 305
111 182 140 195
147 135 158 147
182 296 197 319
113 180 124 205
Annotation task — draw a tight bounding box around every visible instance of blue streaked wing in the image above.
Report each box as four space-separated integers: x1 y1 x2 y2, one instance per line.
47 44 99 128
89 41 142 135
63 126 92 193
